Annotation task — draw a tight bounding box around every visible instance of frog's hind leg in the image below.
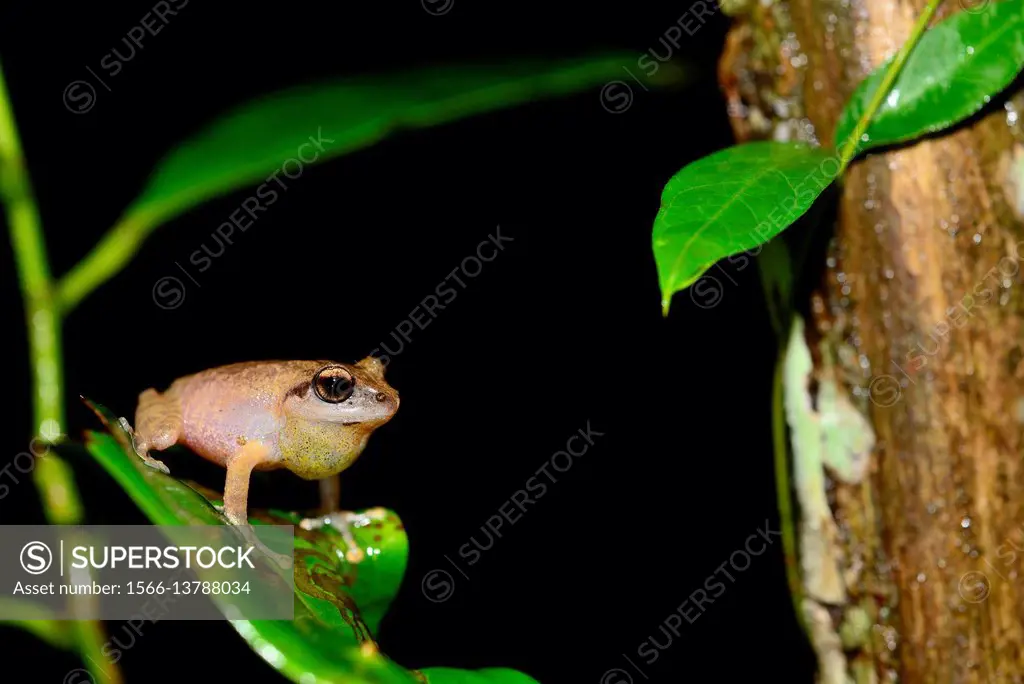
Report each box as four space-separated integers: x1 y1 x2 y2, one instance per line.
130 388 181 474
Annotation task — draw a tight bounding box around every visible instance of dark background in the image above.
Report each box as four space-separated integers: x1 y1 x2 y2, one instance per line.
0 1 813 682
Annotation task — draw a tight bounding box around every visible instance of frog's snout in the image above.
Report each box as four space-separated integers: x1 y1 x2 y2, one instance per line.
374 387 399 417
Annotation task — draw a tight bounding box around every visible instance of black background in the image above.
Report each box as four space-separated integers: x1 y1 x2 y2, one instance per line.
0 1 814 682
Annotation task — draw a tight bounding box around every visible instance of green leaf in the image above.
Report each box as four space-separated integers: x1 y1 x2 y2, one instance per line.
77 399 536 684
652 141 833 314
834 0 1024 154
57 55 687 312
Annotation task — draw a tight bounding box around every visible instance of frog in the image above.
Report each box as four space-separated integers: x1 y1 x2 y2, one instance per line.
125 357 399 556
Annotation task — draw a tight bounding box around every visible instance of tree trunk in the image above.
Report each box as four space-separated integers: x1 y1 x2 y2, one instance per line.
718 0 1024 682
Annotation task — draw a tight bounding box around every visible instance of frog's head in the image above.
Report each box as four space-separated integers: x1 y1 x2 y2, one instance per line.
279 357 398 479
284 356 399 429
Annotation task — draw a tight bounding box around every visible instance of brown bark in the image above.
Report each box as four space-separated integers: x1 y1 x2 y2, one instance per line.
719 0 1024 682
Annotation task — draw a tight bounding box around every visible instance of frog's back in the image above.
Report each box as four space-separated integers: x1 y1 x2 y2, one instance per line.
173 360 329 466
174 360 327 397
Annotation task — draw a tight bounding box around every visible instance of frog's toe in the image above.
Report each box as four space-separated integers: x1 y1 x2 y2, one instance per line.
299 513 333 531
360 507 388 521
139 452 171 475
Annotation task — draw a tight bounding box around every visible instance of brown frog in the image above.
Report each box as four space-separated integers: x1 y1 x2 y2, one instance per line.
128 357 399 556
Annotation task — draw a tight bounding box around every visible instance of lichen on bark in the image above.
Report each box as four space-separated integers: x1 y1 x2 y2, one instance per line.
718 0 1024 681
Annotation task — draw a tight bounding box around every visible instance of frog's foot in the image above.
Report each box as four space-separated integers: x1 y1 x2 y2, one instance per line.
224 517 293 570
299 508 387 563
137 452 170 475
118 417 170 475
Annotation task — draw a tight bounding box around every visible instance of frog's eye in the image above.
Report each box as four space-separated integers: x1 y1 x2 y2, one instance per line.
313 365 355 403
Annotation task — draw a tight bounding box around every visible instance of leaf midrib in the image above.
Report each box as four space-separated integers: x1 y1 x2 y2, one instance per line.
844 3 1023 146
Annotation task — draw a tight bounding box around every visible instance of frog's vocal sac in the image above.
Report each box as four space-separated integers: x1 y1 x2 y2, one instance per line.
130 356 399 526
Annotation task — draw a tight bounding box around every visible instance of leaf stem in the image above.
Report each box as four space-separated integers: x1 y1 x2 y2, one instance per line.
57 208 158 314
836 0 945 174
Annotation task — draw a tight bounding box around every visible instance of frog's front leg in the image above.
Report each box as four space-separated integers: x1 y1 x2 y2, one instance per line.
222 442 276 525
300 507 389 563
300 476 386 563
131 388 182 474
319 473 341 514
216 442 294 569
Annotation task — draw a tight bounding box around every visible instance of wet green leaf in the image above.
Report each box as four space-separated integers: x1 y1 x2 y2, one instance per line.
79 399 536 684
653 141 833 314
834 0 1024 154
131 56 662 224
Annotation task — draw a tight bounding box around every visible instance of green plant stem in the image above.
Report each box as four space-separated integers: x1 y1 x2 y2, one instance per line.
836 0 945 174
57 209 158 314
784 0 946 307
0 58 120 684
772 346 804 632
0 64 63 445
